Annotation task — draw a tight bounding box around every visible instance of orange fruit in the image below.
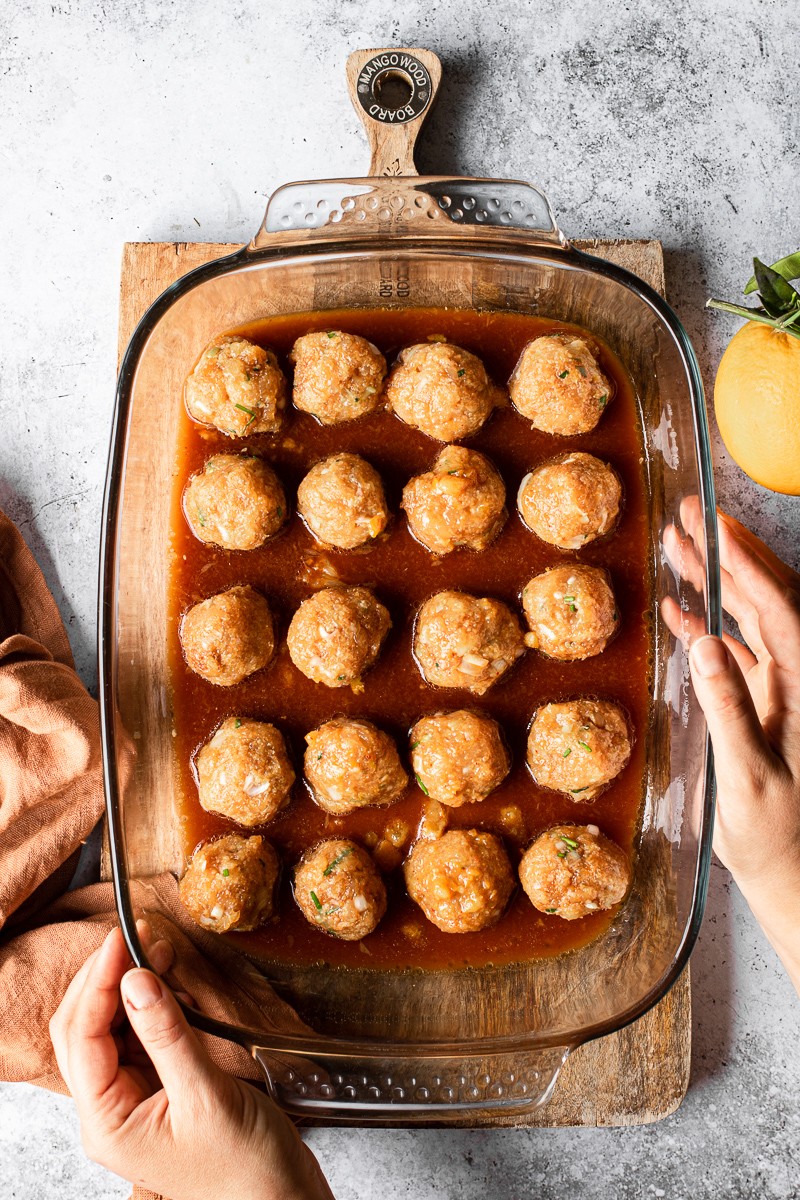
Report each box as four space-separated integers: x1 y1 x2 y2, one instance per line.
714 321 800 494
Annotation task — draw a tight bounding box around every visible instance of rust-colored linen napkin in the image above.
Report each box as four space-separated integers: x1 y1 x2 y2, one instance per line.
0 509 306 1200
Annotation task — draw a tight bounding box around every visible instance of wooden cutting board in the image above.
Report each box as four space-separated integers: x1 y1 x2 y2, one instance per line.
107 236 691 1128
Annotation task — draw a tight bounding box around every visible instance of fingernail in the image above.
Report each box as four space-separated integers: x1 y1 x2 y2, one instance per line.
99 928 118 954
136 918 153 946
122 969 164 1011
148 938 175 975
691 636 729 678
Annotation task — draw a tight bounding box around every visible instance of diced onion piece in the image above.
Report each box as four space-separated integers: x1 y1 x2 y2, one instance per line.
419 799 447 840
243 773 271 798
385 819 410 848
459 653 489 675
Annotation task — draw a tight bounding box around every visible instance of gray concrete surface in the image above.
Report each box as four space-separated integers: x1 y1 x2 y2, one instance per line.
1 0 799 1196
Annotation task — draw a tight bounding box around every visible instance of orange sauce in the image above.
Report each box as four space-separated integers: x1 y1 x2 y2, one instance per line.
167 308 652 970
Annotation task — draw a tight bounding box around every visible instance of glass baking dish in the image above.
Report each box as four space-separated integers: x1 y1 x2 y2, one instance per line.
99 47 720 1121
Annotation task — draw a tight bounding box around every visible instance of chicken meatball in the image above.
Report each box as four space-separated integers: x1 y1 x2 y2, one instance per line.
297 453 389 550
294 839 386 939
385 342 504 442
178 833 279 933
180 585 274 687
517 453 622 550
183 454 287 551
509 333 612 434
527 699 632 798
402 446 507 555
410 711 510 807
185 336 287 436
522 565 618 661
404 829 514 933
287 586 391 688
519 824 631 920
304 718 408 814
196 718 295 827
290 331 386 424
414 591 525 695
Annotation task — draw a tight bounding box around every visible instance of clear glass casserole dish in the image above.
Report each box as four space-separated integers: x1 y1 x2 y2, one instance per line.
99 47 720 1121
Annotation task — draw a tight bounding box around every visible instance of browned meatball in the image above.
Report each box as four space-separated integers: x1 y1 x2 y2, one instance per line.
185 336 287 436
414 591 525 695
304 718 408 814
385 342 504 442
522 565 618 661
404 829 514 933
519 824 631 920
410 711 510 807
290 331 386 424
527 699 632 798
294 839 386 939
401 446 507 555
183 454 287 550
180 585 274 686
178 833 279 933
196 718 295 827
517 453 622 550
509 333 612 434
297 453 389 549
287 586 391 688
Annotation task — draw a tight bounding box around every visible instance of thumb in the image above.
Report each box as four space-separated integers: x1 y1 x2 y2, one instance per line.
121 968 217 1097
689 635 770 791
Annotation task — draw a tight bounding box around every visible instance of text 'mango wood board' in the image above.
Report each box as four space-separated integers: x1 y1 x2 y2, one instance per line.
108 237 691 1128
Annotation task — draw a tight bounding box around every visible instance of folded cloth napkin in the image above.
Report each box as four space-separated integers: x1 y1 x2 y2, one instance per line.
0 509 306 1199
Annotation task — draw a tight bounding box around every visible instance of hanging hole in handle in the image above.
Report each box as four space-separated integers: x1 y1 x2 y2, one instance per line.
373 69 414 112
354 51 434 125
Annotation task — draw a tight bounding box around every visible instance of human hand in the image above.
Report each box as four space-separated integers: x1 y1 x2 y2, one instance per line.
663 504 800 992
49 922 334 1200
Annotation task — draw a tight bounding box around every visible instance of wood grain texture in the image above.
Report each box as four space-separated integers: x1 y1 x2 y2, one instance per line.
106 236 690 1128
345 48 442 177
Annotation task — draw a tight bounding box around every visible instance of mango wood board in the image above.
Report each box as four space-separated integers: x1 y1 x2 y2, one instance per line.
104 236 691 1128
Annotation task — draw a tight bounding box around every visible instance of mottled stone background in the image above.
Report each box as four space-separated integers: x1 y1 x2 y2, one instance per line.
1 0 798 1196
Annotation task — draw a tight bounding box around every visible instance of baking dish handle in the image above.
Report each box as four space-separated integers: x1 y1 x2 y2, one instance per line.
248 46 569 251
252 1043 573 1123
